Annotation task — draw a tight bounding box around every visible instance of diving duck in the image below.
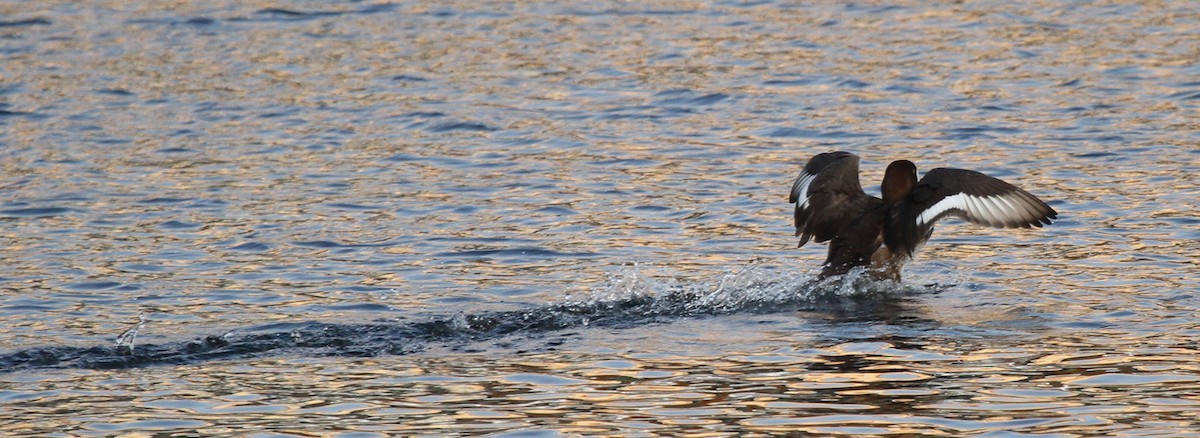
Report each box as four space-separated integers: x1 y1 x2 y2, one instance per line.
789 151 1057 281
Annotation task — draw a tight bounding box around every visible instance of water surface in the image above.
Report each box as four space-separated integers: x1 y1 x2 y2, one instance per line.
2 0 1199 435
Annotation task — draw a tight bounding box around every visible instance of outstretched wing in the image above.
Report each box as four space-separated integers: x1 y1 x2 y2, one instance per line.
885 167 1058 257
789 151 881 247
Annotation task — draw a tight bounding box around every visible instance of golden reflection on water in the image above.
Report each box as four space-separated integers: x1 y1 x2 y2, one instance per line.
7 339 1198 435
3 0 1200 435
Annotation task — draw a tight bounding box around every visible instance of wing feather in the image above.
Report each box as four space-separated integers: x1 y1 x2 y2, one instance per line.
886 168 1057 256
789 151 881 247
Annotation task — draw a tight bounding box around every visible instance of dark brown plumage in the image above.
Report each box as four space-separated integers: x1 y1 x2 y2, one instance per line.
789 151 1057 281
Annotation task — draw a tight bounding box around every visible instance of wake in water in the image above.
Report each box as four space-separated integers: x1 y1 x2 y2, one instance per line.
0 263 936 372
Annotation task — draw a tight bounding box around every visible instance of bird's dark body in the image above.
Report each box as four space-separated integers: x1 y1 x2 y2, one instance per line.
789 151 1057 281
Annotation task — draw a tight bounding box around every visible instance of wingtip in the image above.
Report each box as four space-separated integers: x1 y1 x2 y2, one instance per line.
797 232 812 248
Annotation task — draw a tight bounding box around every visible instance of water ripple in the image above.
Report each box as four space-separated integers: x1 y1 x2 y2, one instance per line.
0 207 73 217
2 0 1199 434
0 18 51 28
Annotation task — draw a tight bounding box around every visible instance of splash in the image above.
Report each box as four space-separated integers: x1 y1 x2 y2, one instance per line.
566 261 922 317
0 263 924 372
113 313 147 353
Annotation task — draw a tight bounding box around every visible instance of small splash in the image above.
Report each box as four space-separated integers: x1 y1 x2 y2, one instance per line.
114 314 147 353
448 311 471 331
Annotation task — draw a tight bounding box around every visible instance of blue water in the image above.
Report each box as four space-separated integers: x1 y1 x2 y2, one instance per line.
3 1 1200 435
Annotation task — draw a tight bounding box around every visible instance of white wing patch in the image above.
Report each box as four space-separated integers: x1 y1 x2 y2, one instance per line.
790 171 818 205
917 192 1039 228
917 193 970 226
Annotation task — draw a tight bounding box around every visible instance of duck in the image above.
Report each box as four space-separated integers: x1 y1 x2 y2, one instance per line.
789 151 1057 281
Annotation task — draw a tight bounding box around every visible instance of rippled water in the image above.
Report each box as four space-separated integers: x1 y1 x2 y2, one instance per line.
3 0 1200 435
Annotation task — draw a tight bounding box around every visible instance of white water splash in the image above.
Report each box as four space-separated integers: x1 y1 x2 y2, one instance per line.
448 311 472 331
568 260 919 317
114 313 147 352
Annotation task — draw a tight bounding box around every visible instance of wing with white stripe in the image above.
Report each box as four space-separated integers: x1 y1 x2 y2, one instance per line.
885 168 1057 257
789 151 880 247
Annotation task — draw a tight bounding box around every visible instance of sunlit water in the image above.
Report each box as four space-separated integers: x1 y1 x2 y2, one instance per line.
3 1 1200 436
